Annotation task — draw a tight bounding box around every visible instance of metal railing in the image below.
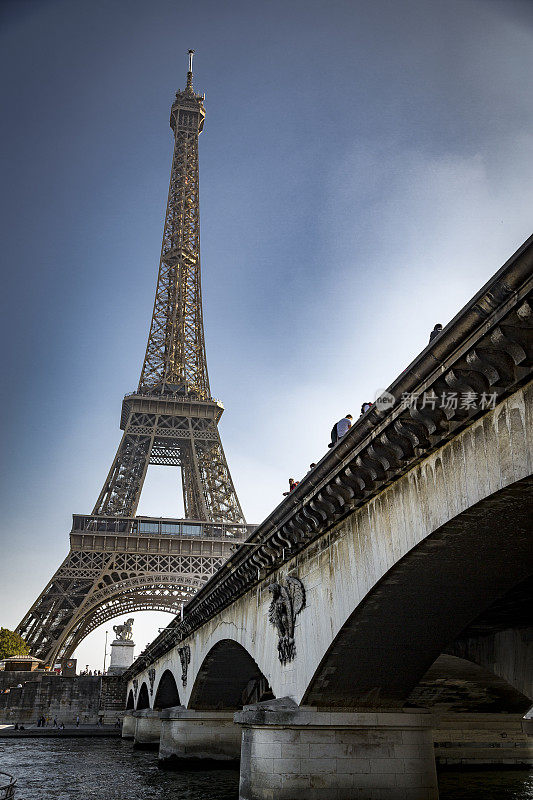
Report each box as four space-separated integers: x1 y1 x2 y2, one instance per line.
71 514 254 541
123 391 222 406
0 772 16 800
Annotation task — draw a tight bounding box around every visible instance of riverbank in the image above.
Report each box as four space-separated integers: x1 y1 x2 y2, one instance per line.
0 724 120 738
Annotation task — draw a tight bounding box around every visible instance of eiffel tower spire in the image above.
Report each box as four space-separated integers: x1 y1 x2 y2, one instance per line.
138 50 209 399
16 54 249 666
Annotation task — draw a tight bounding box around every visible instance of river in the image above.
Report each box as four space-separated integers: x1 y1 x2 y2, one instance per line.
0 738 532 799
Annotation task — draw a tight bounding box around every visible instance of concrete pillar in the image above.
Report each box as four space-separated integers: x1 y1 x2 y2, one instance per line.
235 699 438 800
122 711 135 739
159 706 242 766
133 709 161 749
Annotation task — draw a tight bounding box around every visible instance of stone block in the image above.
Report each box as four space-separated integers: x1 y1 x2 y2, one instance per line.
335 757 371 773
279 774 311 790
273 757 302 774
250 741 281 759
404 758 434 774
282 742 310 758
369 758 403 773
394 744 426 759
309 742 340 758
402 729 429 744
313 771 354 789
253 772 282 789
395 771 429 788
299 757 337 774
352 772 398 789
251 758 274 774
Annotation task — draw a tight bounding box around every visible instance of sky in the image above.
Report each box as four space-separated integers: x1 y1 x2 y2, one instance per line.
1 0 532 670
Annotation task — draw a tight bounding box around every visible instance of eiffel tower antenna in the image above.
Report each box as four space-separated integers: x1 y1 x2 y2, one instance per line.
187 49 194 89
17 54 249 665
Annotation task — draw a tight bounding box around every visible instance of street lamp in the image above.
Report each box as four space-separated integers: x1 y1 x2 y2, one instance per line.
102 631 109 673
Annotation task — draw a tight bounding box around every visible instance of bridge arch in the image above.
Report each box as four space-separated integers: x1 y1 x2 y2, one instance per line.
136 682 150 710
302 477 532 708
188 639 274 710
126 689 135 710
154 669 181 710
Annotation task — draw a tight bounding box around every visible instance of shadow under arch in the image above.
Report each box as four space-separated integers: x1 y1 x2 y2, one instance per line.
302 477 532 708
154 669 181 710
188 639 274 710
136 682 150 710
407 653 532 714
126 689 135 710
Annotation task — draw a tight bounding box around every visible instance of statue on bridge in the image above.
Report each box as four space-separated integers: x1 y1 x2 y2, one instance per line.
267 577 306 664
113 618 134 642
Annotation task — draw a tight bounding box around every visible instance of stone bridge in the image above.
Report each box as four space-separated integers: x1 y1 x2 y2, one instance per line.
122 236 533 800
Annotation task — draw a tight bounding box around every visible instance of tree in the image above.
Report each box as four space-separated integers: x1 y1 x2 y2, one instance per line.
0 628 30 659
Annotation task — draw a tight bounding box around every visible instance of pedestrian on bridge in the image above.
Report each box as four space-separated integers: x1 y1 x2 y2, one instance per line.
283 478 299 496
429 323 443 342
329 414 353 447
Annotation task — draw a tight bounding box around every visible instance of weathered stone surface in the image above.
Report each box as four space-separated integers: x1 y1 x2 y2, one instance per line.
107 639 135 676
122 711 135 739
0 672 112 725
133 708 161 748
235 703 438 800
159 707 242 764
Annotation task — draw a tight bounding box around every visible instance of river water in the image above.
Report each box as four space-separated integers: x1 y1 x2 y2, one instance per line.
0 738 532 799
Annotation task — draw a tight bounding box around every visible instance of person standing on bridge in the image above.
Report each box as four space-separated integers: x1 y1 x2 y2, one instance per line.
429 323 443 342
283 478 299 496
329 414 353 447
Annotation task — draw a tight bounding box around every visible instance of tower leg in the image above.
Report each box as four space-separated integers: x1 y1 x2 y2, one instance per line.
93 431 154 516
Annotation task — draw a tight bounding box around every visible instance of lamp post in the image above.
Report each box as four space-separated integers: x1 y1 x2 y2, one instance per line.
102 630 109 674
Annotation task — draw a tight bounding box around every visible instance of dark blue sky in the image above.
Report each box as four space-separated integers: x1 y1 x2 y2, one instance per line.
1 0 532 664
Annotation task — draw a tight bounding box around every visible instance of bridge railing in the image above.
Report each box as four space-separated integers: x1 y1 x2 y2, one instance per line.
71 514 254 541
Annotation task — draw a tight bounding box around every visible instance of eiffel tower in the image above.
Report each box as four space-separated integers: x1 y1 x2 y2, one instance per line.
17 52 250 666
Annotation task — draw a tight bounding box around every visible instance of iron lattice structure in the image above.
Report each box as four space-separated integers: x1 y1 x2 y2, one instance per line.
17 55 247 665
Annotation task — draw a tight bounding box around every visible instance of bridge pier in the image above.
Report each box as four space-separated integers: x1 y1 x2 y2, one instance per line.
122 711 135 739
235 700 438 800
133 709 161 749
434 712 533 766
159 707 242 766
